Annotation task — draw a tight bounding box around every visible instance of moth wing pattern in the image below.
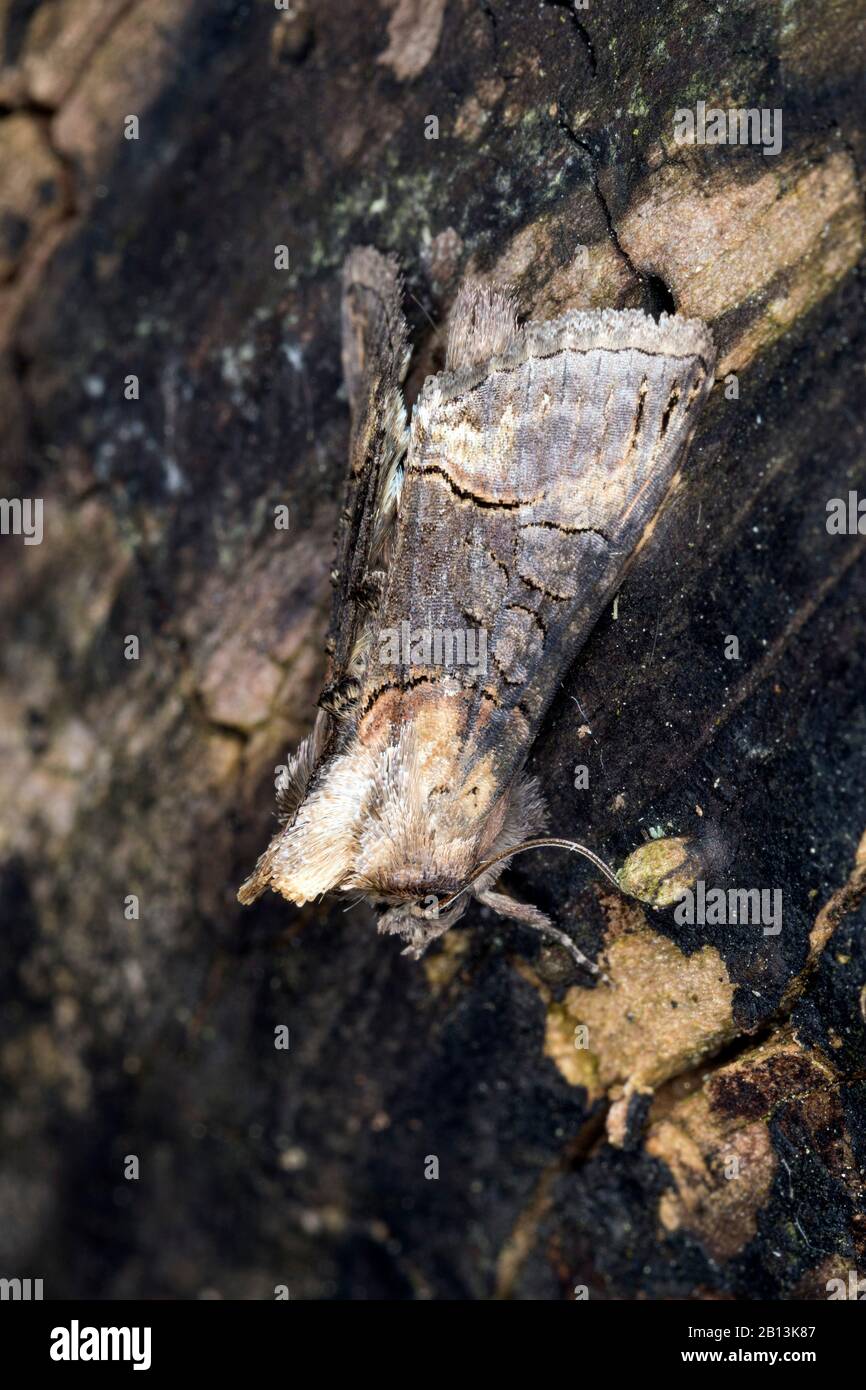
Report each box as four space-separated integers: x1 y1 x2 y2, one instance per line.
367 287 717 802
327 246 411 692
239 251 716 954
238 247 410 903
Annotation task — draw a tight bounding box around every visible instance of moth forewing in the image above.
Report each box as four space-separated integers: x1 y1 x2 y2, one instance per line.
239 250 716 964
320 248 410 727
238 249 408 908
389 304 715 800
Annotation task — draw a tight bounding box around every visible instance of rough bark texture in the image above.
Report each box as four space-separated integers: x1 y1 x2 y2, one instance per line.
1 0 865 1300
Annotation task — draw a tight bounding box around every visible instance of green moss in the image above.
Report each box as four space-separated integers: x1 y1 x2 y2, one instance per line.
617 836 697 908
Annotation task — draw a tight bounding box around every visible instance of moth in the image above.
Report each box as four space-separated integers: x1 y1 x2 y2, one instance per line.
238 247 716 970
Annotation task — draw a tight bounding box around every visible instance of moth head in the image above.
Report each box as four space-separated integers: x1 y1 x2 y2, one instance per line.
366 767 547 958
374 894 467 959
238 723 547 936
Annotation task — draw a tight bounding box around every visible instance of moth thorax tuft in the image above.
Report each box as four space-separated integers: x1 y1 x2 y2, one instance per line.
318 676 361 718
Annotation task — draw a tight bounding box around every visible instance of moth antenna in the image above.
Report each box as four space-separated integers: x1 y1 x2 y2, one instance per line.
437 836 623 913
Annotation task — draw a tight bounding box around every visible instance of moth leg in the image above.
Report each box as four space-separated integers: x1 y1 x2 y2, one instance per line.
476 889 611 984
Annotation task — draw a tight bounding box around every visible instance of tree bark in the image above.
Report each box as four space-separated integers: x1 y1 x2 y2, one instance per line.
1 0 865 1300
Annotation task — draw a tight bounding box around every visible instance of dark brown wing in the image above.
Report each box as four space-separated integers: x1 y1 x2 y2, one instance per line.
238 247 410 901
354 294 716 799
320 247 410 716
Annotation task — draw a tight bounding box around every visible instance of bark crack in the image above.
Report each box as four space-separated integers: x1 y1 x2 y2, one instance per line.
554 115 677 317
542 0 597 78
